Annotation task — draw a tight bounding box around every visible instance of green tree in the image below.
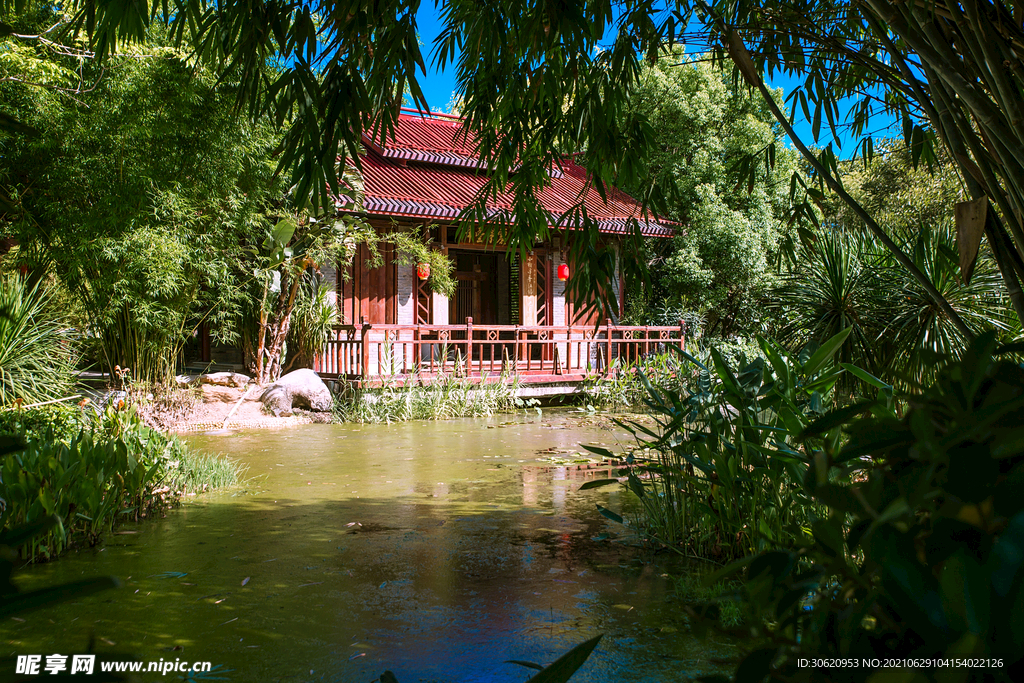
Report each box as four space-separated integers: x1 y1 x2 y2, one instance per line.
825 141 967 241
624 53 800 337
1 15 286 381
8 0 1022 336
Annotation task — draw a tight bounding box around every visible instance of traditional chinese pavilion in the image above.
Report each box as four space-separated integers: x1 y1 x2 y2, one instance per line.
316 109 683 391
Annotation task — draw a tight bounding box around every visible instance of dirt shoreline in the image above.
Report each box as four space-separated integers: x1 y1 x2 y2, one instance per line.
146 383 331 434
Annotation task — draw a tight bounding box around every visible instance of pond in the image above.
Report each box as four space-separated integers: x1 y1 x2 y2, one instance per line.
3 410 734 682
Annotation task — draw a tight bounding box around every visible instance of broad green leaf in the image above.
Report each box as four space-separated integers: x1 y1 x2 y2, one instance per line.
270 218 297 248
524 635 602 683
578 479 619 490
709 347 741 398
799 401 874 440
841 363 891 391
802 327 852 376
669 344 707 370
595 504 623 524
580 444 616 459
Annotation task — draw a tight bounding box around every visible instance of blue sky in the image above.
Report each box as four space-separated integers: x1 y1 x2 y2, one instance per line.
411 4 902 160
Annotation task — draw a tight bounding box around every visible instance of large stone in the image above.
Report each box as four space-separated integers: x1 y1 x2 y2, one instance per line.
200 372 251 388
202 384 243 403
260 369 333 416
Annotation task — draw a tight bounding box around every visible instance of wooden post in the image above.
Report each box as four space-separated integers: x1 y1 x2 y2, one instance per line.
679 319 686 353
515 325 522 373
605 321 613 376
521 251 538 326
360 316 370 383
466 316 473 376
565 324 571 372
413 326 420 376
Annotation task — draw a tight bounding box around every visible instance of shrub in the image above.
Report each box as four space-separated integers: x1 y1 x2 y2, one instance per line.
698 332 1024 681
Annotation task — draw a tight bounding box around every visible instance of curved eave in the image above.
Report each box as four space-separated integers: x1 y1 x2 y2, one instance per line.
336 198 675 238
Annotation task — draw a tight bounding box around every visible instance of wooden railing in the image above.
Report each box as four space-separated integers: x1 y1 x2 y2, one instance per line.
314 318 686 384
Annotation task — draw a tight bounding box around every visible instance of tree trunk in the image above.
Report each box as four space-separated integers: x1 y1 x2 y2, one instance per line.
256 266 306 384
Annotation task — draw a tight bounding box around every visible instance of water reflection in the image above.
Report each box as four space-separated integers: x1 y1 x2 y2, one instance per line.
1 411 733 682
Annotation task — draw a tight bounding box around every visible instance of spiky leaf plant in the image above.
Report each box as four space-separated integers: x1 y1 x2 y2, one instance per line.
0 275 77 407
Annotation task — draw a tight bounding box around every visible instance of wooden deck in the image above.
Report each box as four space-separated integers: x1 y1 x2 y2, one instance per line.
314 318 685 387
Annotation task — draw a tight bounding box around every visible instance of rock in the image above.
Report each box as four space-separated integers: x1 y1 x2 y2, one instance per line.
200 372 251 388
202 384 243 403
175 374 198 387
260 369 333 416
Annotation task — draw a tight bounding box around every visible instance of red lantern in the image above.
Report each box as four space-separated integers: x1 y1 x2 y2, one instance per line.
417 262 431 280
557 263 569 281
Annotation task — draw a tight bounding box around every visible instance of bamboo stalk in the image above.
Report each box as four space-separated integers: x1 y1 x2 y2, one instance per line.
222 385 256 429
1 395 82 412
871 1 1024 164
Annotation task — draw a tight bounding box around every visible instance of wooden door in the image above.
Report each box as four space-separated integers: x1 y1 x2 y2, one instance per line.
452 252 496 324
338 242 397 324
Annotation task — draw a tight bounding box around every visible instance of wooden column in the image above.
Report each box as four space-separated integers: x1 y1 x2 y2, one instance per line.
521 251 538 326
360 317 370 383
465 316 473 375
432 246 450 324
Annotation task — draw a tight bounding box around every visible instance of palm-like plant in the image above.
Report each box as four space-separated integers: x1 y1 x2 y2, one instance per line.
773 223 1015 391
283 278 336 373
0 275 77 406
772 230 890 378
880 221 1014 387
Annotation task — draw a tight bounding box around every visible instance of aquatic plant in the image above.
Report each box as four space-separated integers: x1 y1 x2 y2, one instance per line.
673 572 744 629
581 351 689 407
0 402 241 561
338 351 522 423
582 330 857 560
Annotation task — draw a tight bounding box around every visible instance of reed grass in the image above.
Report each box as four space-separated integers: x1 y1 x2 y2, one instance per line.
0 275 77 407
337 349 523 423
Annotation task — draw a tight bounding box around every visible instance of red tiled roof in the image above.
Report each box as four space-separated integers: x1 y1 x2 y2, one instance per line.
342 110 675 238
